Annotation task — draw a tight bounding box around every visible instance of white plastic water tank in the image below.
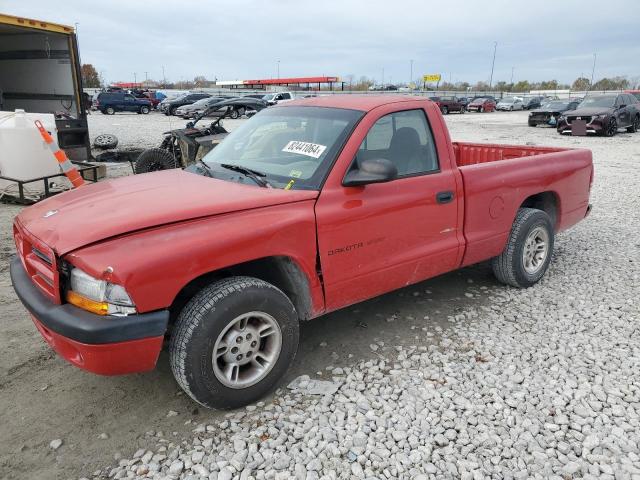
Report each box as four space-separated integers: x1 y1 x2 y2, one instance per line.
0 109 62 191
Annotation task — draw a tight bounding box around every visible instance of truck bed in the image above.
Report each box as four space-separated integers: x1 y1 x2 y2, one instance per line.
452 142 593 268
452 142 568 166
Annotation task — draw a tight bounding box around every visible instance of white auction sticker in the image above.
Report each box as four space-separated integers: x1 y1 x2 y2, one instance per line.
282 141 327 159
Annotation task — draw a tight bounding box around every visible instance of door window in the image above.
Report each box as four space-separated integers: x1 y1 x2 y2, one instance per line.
124 95 135 102
357 109 439 176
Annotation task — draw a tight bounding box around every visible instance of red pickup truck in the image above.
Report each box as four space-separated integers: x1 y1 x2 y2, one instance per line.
11 96 593 409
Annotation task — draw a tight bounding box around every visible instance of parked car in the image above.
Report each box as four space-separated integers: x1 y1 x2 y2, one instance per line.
557 93 640 136
11 95 593 409
429 96 466 114
164 93 211 116
262 92 295 105
528 99 582 127
457 97 470 107
142 91 162 109
523 96 544 110
175 97 232 119
496 97 525 111
467 97 496 112
624 90 640 102
93 91 152 115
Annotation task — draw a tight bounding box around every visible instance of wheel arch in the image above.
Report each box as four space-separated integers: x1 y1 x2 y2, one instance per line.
169 255 314 327
519 191 560 231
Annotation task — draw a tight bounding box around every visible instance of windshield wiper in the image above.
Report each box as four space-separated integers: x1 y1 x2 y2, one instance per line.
197 160 214 178
220 163 271 188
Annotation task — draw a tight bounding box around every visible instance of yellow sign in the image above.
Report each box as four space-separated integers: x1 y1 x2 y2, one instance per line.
423 74 441 83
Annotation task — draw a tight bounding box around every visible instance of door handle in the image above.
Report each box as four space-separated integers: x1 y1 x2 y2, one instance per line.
436 191 454 204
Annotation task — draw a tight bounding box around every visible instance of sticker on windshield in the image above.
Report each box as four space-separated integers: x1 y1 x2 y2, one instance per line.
289 170 302 178
282 141 327 159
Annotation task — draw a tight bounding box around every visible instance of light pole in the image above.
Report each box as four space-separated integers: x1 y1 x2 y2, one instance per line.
162 65 166 88
410 59 413 86
589 53 597 91
510 66 514 90
489 41 497 89
133 72 137 86
277 60 280 79
382 67 385 88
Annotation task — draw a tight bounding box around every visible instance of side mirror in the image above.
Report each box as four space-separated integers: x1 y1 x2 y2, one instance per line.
343 158 398 187
618 104 626 109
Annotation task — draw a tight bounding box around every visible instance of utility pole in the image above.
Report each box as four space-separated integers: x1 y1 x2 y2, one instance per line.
162 65 166 88
510 66 514 85
144 71 148 83
133 72 137 86
489 41 497 89
589 53 597 90
382 67 384 88
277 60 280 79
410 59 413 86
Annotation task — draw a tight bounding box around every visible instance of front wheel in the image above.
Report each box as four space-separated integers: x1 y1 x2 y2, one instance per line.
480 106 485 113
441 106 449 115
170 277 299 409
140 106 150 114
105 107 115 115
492 208 554 288
626 115 640 133
604 117 617 137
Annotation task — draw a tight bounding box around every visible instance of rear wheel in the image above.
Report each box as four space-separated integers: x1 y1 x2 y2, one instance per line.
134 148 178 173
169 106 177 116
140 106 150 114
626 115 640 133
480 106 484 113
170 277 299 409
441 106 449 115
105 107 115 115
459 106 465 114
492 208 554 288
604 117 617 137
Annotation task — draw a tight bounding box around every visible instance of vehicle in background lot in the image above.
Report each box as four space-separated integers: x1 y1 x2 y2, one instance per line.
0 14 90 160
528 99 582 127
134 97 268 173
523 96 544 110
164 92 211 115
94 91 152 115
10 95 593 409
496 97 525 111
175 96 230 119
557 93 640 136
136 91 161 109
262 92 295 105
244 94 269 100
541 96 559 105
457 97 470 107
466 97 496 112
429 96 466 114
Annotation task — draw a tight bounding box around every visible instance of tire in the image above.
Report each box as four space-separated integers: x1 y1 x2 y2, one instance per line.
626 115 639 133
134 148 178 173
93 133 118 150
441 106 449 115
169 106 178 116
170 277 299 409
459 106 465 114
604 117 617 137
140 106 150 114
480 106 484 113
105 107 115 115
229 108 240 119
491 208 554 288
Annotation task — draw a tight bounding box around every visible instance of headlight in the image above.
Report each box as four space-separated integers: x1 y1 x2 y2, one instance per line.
67 267 136 316
595 114 607 120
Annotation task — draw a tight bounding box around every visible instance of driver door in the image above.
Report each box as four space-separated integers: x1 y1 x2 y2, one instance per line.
315 107 461 311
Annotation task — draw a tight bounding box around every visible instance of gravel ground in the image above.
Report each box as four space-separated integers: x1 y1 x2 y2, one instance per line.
1 109 639 479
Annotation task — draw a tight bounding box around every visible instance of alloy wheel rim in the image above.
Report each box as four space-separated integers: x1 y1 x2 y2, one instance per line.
522 226 549 274
212 311 282 389
608 119 617 135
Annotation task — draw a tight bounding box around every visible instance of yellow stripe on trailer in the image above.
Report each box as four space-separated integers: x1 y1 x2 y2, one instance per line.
0 13 74 35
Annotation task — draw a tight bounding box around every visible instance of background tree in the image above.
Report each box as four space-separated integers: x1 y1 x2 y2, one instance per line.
512 80 531 92
572 77 591 90
81 64 101 88
193 76 210 88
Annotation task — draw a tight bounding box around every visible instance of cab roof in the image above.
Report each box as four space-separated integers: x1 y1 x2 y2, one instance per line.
282 95 430 112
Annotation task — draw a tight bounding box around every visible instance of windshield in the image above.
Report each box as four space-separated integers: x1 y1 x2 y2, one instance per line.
579 96 616 108
202 106 363 190
191 98 211 107
262 94 276 101
544 101 569 110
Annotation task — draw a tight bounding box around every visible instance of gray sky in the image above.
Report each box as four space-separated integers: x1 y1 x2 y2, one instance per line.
4 0 640 86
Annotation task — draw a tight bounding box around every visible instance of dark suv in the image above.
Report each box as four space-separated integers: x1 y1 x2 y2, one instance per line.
163 93 211 116
557 93 640 136
94 92 152 115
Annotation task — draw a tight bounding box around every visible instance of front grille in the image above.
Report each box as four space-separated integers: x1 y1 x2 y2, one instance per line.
567 116 592 124
531 113 550 121
14 220 61 304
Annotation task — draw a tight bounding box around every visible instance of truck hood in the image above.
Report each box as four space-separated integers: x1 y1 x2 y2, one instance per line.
17 169 318 255
564 107 613 116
